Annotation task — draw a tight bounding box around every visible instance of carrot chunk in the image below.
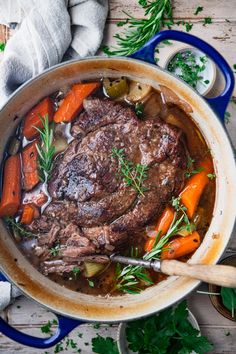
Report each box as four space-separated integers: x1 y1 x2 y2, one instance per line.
22 141 40 191
23 97 54 140
0 155 21 217
54 82 101 123
20 204 38 225
161 231 201 260
144 207 174 252
180 157 214 218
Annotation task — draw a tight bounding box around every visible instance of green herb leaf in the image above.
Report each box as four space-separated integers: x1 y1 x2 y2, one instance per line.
185 167 204 178
112 147 149 196
194 6 203 15
134 103 144 118
0 42 6 52
207 173 216 180
203 17 212 26
103 0 173 56
49 244 61 257
35 114 55 183
168 51 208 90
224 111 231 124
185 21 193 32
40 319 58 334
5 216 35 238
88 279 94 287
221 287 236 318
92 335 119 354
115 207 192 294
126 300 213 354
72 267 81 277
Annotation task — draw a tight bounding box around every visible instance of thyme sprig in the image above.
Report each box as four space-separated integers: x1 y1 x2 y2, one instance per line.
35 114 55 183
103 0 172 56
115 212 191 294
5 216 35 238
112 148 148 196
49 244 61 257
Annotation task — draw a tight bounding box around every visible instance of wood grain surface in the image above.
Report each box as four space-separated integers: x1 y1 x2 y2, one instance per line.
0 1 236 353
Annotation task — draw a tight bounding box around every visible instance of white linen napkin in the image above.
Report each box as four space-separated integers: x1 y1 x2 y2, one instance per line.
0 0 108 108
0 0 108 311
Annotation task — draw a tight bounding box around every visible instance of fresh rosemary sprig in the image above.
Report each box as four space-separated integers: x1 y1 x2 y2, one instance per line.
35 115 55 183
103 0 173 56
4 216 35 238
115 213 188 294
115 262 154 294
112 147 148 196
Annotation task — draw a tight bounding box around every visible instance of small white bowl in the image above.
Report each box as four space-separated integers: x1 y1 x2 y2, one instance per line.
163 46 216 96
117 309 200 354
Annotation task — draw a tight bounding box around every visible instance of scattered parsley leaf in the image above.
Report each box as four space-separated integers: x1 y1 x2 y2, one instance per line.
0 42 6 51
40 319 58 334
185 167 204 178
224 111 231 124
194 6 203 15
203 17 212 26
230 96 236 104
162 39 173 45
233 64 236 73
134 103 144 118
92 335 119 354
185 21 193 32
93 323 101 329
54 341 64 353
116 19 128 27
72 266 81 278
204 79 210 84
207 173 216 180
49 244 61 257
88 279 94 287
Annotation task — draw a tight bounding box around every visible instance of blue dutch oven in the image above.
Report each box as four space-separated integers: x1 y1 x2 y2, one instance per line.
0 30 235 349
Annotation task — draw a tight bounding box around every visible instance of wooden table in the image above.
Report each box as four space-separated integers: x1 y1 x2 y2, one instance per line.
0 1 236 353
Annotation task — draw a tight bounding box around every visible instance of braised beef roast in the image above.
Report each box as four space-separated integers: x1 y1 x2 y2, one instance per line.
29 97 187 274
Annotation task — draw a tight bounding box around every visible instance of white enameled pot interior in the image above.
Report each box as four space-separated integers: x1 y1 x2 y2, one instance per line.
0 57 235 322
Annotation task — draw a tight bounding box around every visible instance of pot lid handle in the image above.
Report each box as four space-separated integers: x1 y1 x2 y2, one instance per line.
130 30 235 123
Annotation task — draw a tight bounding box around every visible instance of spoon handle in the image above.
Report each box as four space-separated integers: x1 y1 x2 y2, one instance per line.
161 260 236 288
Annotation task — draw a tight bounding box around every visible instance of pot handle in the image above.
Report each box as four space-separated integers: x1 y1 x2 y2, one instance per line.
0 273 83 349
130 30 235 122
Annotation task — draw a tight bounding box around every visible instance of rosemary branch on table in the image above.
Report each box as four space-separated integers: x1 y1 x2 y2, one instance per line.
35 114 55 183
103 0 173 56
112 147 149 196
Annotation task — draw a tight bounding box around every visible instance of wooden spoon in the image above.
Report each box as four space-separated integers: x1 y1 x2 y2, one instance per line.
110 255 236 288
